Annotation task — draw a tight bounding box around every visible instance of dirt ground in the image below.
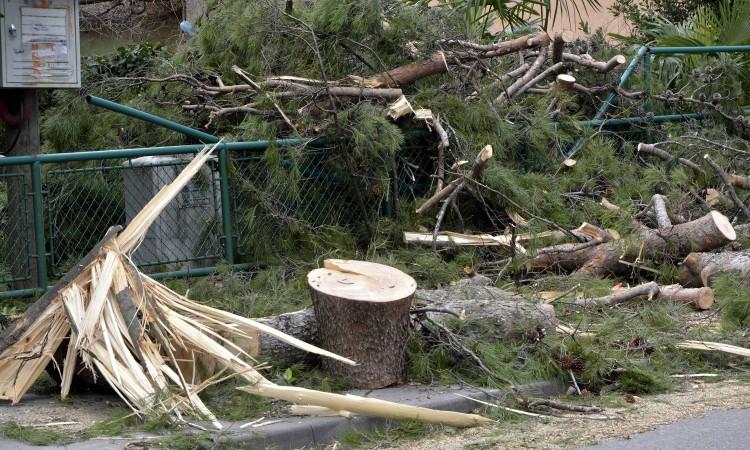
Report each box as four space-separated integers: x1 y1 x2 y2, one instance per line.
400 378 750 450
0 393 124 433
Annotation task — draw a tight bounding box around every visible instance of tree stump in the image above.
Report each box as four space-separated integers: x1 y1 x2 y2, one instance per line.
307 259 417 389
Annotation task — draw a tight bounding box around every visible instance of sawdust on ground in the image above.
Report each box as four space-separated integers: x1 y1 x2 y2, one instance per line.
402 379 750 449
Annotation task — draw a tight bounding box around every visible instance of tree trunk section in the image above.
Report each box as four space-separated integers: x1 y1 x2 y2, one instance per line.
528 211 735 277
307 260 416 389
254 286 556 367
680 250 750 287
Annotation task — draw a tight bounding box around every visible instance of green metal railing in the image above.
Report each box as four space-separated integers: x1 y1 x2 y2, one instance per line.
566 44 750 158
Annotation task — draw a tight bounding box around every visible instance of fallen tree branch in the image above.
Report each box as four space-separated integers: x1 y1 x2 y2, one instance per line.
364 32 551 88
676 340 750 358
527 211 735 277
416 145 493 215
561 53 626 73
636 143 706 176
572 281 714 310
496 46 549 102
704 153 750 221
652 194 671 228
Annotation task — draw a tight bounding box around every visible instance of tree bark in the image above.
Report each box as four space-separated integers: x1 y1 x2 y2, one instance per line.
307 260 416 389
680 250 750 287
573 281 714 310
528 211 735 277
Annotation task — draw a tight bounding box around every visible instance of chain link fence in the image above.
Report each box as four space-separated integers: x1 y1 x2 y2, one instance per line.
0 139 436 297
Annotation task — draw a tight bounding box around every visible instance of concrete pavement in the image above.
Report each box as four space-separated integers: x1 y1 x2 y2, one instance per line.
581 407 750 450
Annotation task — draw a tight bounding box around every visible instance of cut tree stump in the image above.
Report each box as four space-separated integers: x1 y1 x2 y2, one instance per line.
307 259 417 389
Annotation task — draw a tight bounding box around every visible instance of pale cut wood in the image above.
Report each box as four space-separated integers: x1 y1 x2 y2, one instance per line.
385 95 414 121
651 194 671 228
555 74 576 90
242 382 492 427
676 340 750 358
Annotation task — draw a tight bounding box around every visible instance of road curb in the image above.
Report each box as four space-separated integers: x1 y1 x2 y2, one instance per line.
214 380 566 450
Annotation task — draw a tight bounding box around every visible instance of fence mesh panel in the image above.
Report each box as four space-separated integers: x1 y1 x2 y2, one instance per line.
45 154 223 277
0 172 32 287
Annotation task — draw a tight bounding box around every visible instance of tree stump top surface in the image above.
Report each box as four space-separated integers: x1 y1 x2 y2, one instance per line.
307 259 417 303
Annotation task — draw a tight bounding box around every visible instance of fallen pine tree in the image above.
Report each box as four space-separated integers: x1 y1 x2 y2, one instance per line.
0 146 491 429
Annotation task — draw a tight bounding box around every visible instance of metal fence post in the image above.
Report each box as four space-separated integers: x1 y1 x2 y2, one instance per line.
31 161 48 293
218 145 235 265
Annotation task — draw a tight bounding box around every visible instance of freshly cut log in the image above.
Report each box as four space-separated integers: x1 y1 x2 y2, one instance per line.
680 250 750 287
527 211 735 277
255 285 556 366
307 260 417 389
573 281 714 310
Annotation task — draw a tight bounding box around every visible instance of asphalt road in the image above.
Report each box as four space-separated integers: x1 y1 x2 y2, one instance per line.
581 407 750 450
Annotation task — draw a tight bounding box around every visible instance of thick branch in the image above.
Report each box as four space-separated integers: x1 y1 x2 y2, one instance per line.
636 143 706 176
416 145 493 214
364 32 551 88
573 281 713 310
562 53 626 73
704 154 750 221
680 250 750 287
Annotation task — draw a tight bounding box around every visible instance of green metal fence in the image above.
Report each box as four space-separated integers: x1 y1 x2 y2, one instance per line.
0 97 437 299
